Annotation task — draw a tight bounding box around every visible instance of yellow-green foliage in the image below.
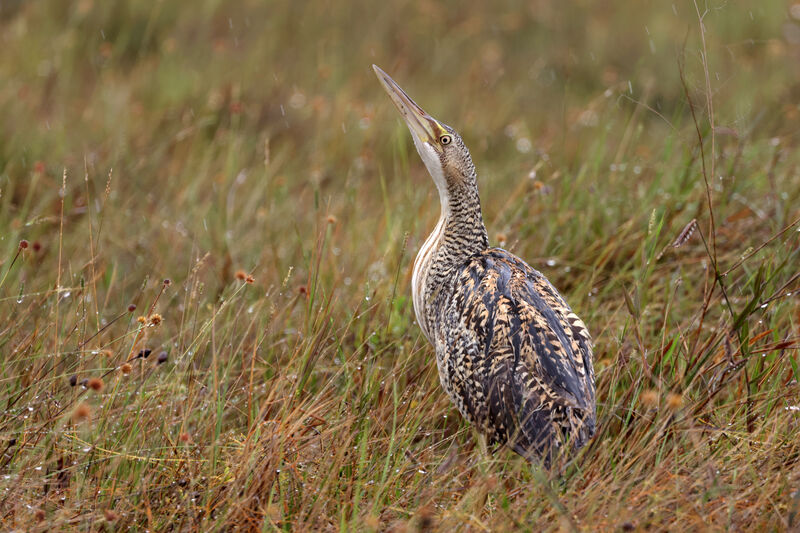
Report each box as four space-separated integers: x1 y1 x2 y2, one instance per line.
1 1 799 530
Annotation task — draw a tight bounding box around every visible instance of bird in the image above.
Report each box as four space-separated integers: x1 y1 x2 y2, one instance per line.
373 65 596 464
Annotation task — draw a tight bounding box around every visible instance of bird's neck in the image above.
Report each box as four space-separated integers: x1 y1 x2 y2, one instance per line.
412 182 488 341
438 185 489 257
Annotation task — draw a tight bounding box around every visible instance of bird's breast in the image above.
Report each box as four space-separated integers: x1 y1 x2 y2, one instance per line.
411 216 447 343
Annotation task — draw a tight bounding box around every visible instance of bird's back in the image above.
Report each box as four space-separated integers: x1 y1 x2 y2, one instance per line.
429 248 596 461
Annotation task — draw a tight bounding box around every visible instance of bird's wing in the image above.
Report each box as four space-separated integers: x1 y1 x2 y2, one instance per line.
439 248 595 455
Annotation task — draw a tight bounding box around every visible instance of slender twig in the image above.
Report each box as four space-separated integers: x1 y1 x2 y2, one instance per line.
722 214 800 276
693 0 718 260
84 157 100 333
55 170 67 364
0 244 26 291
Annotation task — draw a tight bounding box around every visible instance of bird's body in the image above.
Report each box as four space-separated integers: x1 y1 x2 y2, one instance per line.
374 65 595 462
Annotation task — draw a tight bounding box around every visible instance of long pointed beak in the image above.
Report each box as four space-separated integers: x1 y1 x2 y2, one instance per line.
373 65 441 145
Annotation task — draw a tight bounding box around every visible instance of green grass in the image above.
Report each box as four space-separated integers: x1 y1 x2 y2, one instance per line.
1 0 800 530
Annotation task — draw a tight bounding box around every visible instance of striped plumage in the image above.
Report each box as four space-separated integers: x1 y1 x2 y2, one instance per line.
374 65 596 463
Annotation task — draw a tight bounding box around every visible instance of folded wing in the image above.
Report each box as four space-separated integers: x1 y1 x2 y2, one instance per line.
437 248 596 460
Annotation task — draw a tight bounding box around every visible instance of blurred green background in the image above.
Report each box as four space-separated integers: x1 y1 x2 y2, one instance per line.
2 1 798 287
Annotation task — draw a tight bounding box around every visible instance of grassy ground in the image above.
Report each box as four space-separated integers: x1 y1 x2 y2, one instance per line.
1 0 800 530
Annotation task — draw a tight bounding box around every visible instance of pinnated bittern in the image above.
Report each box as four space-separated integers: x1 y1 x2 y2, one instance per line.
373 65 596 463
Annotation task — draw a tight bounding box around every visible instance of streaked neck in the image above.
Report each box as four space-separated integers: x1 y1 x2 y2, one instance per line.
412 184 488 341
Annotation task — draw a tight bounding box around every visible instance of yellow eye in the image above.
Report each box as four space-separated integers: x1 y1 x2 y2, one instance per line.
440 134 452 145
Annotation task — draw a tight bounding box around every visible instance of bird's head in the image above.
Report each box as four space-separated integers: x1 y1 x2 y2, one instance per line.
373 65 476 206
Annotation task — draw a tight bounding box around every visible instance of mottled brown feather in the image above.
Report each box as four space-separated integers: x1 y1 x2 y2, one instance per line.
431 248 595 461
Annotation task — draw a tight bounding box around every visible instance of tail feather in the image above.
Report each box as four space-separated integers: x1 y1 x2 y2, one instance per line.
508 401 595 466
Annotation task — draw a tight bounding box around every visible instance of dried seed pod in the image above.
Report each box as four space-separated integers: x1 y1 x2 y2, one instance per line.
672 219 697 248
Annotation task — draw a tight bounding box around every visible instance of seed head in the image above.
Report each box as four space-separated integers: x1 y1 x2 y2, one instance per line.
640 389 659 407
666 392 683 410
104 509 119 522
137 349 152 359
363 515 380 529
149 314 162 326
127 304 137 312
136 316 147 324
671 219 698 249
34 509 46 522
73 403 91 421
163 278 171 286
245 274 255 284
297 285 308 297
326 215 338 225
235 270 247 281
69 375 78 387
157 351 168 364
120 363 132 375
87 378 104 392
32 241 42 252
19 240 29 249
179 432 191 443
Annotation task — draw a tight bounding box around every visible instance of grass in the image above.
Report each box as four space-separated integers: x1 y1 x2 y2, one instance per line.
1 0 800 530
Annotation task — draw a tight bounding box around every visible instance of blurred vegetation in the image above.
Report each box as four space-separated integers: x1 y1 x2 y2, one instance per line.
1 0 800 530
